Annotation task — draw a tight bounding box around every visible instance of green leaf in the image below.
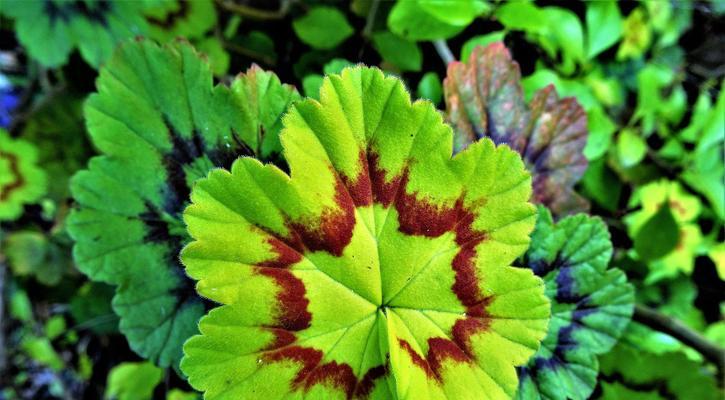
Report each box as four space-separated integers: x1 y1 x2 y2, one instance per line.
494 1 548 33
625 180 703 279
516 208 634 400
583 105 616 160
293 6 354 50
585 0 623 59
597 344 721 400
388 0 488 41
180 66 549 399
461 32 506 62
616 129 647 168
105 362 163 400
444 43 589 215
0 0 148 67
303 75 325 99
70 283 119 334
22 336 64 371
539 7 585 72
416 72 442 104
580 157 621 212
3 231 69 286
633 203 680 261
372 31 422 72
67 39 300 368
617 8 652 60
0 129 47 221
145 0 217 42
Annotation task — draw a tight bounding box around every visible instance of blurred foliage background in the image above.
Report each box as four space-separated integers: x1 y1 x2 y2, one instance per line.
0 0 723 399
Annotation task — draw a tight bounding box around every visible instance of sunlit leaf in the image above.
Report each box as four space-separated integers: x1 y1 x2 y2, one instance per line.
516 208 634 400
67 39 300 368
181 66 550 399
388 0 489 41
625 180 704 280
617 8 652 60
105 362 163 400
444 43 589 215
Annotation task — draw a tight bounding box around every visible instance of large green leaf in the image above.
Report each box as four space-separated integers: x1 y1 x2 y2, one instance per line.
516 208 634 400
181 66 550 399
388 0 489 41
0 0 148 68
444 43 589 216
67 39 300 368
0 129 47 221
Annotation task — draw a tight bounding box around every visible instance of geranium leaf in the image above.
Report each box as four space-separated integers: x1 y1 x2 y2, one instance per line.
0 129 47 221
444 43 589 216
0 0 148 68
180 66 550 399
597 344 721 400
516 208 634 400
67 39 300 368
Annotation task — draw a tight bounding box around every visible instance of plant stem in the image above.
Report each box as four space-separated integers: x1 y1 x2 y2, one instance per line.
362 0 381 38
433 40 455 66
633 304 725 374
215 0 293 20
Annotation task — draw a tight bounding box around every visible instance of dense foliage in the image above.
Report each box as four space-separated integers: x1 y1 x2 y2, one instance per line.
0 1 723 399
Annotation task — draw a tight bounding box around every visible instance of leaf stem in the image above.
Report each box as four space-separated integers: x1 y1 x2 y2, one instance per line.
633 304 725 375
433 39 455 66
362 0 381 39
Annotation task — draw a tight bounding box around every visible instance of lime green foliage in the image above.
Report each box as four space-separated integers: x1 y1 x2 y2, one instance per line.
68 39 300 368
388 0 490 41
21 336 64 371
516 208 634 400
372 32 422 72
617 8 652 60
625 180 704 281
0 0 148 68
181 67 549 399
303 58 355 100
105 362 163 400
616 129 647 168
444 43 589 216
597 344 722 400
293 7 354 50
0 129 47 221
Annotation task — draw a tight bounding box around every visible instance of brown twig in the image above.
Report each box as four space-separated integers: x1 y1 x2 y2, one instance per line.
215 0 293 20
633 304 725 375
